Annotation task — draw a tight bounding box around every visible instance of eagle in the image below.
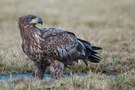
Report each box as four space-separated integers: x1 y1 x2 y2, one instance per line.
18 15 102 79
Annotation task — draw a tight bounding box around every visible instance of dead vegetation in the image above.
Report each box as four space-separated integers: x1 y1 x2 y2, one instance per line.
0 0 135 90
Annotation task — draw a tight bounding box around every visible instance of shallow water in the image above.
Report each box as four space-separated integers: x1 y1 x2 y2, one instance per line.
0 73 87 81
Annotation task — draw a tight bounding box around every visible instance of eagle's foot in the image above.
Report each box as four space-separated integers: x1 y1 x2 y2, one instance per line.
50 60 64 79
35 62 46 79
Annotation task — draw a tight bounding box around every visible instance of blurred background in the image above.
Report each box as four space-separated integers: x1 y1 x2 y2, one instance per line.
0 0 135 89
0 0 135 74
1 0 135 73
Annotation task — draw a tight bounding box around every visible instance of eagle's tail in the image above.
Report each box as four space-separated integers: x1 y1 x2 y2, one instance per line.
77 39 102 66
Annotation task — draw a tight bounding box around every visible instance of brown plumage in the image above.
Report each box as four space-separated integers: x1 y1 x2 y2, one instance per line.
18 15 102 79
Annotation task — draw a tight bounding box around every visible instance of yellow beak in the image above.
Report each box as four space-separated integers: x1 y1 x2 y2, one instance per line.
30 18 43 24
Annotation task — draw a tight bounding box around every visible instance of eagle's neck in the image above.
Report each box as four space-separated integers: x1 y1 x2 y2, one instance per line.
19 24 41 41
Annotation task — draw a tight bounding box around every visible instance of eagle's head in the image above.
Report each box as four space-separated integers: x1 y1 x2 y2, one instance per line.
18 15 43 26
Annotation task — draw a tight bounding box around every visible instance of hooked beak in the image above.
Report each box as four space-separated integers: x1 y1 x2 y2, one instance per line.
30 17 43 25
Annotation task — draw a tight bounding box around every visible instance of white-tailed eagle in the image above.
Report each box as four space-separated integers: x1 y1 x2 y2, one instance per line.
18 15 102 79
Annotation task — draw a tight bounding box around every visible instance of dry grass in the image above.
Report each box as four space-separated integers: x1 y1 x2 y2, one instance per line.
0 0 135 90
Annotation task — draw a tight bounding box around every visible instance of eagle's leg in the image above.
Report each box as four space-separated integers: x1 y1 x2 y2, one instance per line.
35 62 47 79
50 60 64 79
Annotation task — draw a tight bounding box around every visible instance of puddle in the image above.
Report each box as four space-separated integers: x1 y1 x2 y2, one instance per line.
0 71 118 82
0 73 87 81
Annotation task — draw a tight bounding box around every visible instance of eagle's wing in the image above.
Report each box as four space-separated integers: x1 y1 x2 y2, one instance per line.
40 28 101 66
39 28 84 64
